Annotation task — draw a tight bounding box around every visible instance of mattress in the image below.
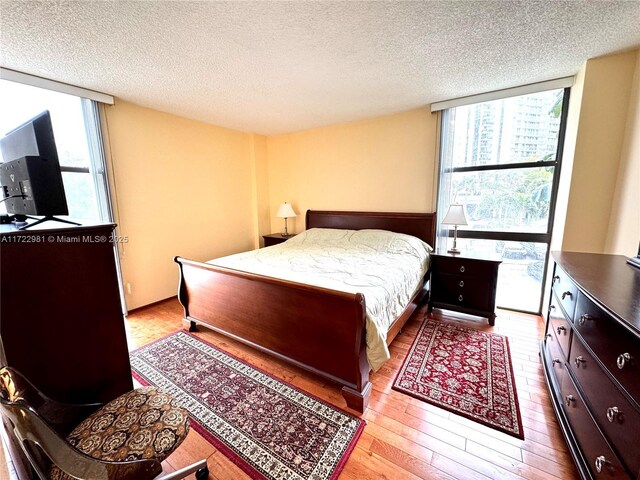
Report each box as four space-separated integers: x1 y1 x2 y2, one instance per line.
208 228 432 371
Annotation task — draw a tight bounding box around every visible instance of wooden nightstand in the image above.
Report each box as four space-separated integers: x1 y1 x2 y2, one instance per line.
428 253 502 325
262 233 296 247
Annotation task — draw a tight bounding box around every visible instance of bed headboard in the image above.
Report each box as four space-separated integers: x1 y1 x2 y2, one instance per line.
305 210 437 248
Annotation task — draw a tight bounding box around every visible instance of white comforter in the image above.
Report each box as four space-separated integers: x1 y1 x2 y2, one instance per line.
209 228 432 371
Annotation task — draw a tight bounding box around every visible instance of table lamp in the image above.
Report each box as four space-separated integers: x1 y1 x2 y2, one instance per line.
276 202 297 237
442 204 467 254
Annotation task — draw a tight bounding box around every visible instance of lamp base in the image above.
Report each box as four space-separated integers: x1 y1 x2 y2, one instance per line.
447 224 462 255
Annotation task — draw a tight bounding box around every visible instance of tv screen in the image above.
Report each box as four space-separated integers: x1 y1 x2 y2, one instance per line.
0 111 68 217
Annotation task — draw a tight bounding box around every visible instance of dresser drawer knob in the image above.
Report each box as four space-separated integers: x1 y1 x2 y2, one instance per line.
565 394 575 407
458 295 463 302
561 291 572 300
552 359 561 366
578 314 592 326
617 353 633 369
595 455 609 473
606 406 622 423
553 275 560 283
574 356 586 368
460 266 465 273
556 325 566 335
459 280 464 287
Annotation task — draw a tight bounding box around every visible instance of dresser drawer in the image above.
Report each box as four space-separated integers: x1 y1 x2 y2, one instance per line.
431 274 491 311
544 329 567 386
552 264 578 320
548 292 572 358
569 335 640 475
560 372 628 479
574 293 640 402
431 256 498 278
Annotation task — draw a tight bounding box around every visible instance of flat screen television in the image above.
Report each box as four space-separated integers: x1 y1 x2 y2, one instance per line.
0 111 78 229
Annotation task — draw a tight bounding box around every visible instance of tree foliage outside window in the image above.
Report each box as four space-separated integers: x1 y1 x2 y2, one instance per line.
454 167 554 233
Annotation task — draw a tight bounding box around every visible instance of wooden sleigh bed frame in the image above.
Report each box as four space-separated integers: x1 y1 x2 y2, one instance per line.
174 210 437 412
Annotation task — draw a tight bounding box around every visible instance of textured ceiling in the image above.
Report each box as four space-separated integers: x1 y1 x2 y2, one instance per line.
1 1 640 135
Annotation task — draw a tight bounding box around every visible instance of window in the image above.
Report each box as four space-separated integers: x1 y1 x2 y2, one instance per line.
0 79 112 222
437 88 569 313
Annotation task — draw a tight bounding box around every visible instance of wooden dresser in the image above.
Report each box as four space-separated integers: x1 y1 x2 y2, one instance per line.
0 223 133 478
541 252 640 480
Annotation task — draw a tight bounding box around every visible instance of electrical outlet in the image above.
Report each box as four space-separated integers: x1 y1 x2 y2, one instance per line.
126 283 132 295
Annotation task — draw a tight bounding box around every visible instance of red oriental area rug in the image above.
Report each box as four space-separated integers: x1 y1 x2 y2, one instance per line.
130 331 364 480
393 318 524 439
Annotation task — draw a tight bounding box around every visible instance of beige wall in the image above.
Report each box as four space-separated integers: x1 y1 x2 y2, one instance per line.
105 49 640 310
605 49 640 256
104 101 261 309
105 105 436 309
266 108 438 234
249 133 271 248
561 50 638 254
550 63 585 253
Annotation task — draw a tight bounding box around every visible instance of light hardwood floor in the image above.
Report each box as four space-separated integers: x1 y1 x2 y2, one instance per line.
125 298 579 480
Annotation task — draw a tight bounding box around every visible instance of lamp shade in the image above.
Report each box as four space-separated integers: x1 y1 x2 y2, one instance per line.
442 204 468 226
276 202 297 219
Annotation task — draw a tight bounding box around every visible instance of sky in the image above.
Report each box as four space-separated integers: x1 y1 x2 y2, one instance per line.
0 79 90 166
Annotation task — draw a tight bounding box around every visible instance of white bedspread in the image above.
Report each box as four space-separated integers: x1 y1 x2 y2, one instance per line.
208 228 432 371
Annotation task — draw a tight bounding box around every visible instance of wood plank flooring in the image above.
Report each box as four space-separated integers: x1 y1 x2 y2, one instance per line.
125 299 579 480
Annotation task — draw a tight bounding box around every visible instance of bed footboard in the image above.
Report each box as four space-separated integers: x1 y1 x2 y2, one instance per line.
174 256 371 411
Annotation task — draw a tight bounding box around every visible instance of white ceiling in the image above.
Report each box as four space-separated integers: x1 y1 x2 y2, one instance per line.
1 1 640 135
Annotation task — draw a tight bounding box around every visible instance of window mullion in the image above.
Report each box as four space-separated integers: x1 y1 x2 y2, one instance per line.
81 99 113 223
454 230 550 243
60 166 90 174
450 160 557 174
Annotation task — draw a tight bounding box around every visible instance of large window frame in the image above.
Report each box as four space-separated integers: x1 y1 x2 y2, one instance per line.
436 88 571 315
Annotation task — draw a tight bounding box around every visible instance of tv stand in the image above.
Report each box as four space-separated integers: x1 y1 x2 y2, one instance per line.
16 215 81 230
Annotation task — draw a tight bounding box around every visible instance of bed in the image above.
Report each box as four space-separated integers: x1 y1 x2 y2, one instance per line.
173 210 436 412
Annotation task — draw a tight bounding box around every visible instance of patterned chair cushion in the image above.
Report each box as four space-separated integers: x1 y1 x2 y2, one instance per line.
50 386 190 480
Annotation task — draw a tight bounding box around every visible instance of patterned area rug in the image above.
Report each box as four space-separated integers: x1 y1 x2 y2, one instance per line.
130 331 364 480
393 318 524 439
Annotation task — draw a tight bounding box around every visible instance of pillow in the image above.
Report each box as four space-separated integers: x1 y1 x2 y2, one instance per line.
287 228 433 256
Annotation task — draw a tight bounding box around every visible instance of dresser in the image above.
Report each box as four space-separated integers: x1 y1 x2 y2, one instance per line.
541 252 640 480
428 253 501 325
0 223 133 479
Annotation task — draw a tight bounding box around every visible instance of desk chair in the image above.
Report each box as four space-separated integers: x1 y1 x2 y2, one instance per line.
0 367 208 480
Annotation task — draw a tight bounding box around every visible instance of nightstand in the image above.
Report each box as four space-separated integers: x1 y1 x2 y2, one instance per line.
262 233 296 247
428 253 502 325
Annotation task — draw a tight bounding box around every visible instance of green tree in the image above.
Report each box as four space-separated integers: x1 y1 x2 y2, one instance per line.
549 91 564 119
